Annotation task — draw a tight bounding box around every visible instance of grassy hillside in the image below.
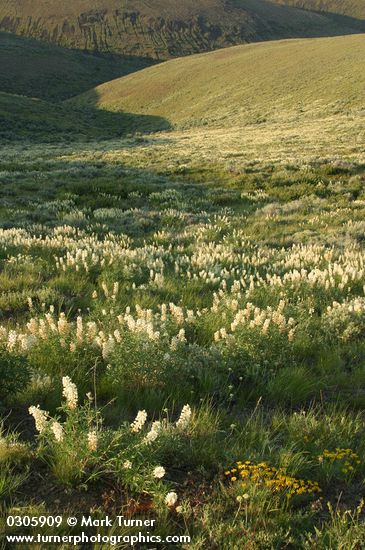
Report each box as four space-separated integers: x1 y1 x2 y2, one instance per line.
72 34 365 130
0 32 154 101
0 0 364 59
272 0 365 20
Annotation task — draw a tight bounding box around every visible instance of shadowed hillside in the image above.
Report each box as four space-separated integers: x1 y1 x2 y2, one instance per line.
0 91 170 142
71 34 365 130
0 32 154 101
0 0 364 59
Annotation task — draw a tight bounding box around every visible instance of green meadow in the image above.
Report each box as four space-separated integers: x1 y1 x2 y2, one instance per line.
1 33 365 549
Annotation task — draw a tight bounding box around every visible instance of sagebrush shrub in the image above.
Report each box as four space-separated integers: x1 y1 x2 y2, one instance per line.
0 350 30 403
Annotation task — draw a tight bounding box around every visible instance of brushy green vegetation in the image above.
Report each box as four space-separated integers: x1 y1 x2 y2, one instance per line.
1 34 365 549
1 0 364 60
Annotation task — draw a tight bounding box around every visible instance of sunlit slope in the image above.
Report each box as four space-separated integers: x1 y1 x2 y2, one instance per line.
272 1 365 20
0 0 364 59
72 34 365 130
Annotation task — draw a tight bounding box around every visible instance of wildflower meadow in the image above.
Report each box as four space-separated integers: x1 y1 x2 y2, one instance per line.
1 106 365 547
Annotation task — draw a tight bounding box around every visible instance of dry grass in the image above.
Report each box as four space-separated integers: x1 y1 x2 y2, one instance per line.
273 0 365 20
1 0 362 58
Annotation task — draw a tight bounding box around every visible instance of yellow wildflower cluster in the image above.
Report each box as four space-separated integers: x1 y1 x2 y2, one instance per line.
319 448 361 474
225 460 321 499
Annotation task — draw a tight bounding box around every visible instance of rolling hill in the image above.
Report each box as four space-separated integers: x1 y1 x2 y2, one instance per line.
0 0 364 60
272 1 365 20
0 32 154 101
71 34 365 131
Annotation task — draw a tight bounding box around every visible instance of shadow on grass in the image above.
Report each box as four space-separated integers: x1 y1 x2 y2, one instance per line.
0 88 171 143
